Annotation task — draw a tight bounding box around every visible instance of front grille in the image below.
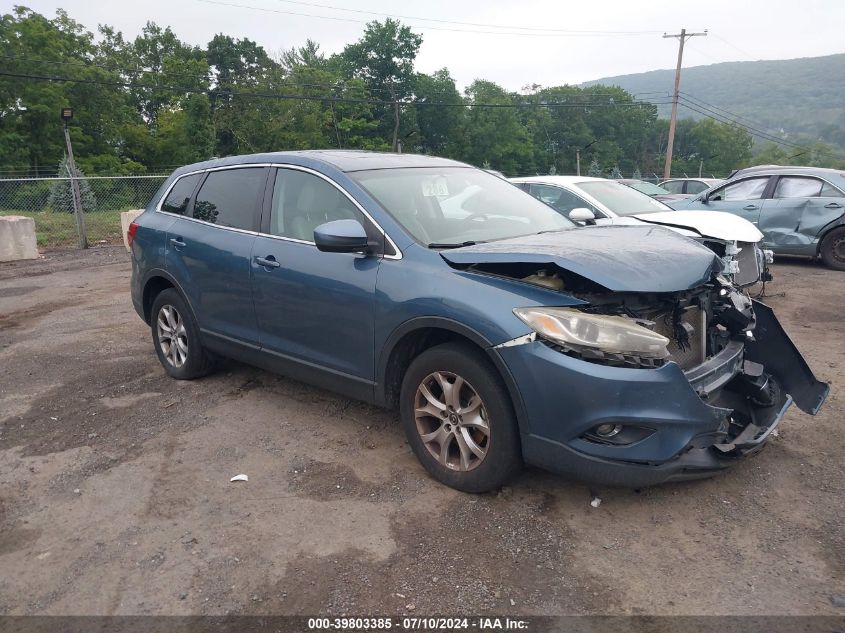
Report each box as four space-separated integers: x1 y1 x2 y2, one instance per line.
734 242 761 286
652 307 706 370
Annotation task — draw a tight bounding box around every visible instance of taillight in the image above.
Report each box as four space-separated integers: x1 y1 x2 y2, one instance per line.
127 221 139 247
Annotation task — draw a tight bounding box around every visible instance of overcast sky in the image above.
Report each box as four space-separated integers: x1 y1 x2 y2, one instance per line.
16 0 845 89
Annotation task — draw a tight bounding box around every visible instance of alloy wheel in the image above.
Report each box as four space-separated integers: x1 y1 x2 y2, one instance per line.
156 304 188 368
414 371 490 471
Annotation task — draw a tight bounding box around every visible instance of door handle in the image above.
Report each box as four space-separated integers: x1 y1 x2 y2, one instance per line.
824 202 843 209
255 255 281 269
169 237 186 249
743 205 758 211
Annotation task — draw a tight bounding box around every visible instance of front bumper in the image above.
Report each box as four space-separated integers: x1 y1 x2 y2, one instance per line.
497 304 828 487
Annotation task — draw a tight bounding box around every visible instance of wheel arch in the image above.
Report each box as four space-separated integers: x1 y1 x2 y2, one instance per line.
141 269 198 326
815 219 845 256
376 317 530 435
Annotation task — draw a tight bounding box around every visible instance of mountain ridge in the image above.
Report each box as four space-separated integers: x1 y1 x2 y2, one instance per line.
582 53 845 150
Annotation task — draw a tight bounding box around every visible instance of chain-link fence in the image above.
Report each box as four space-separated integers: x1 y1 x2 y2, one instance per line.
0 175 167 249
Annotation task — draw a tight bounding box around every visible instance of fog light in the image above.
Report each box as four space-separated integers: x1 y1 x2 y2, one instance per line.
594 423 623 437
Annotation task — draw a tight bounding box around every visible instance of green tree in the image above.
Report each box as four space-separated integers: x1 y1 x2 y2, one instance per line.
341 18 422 150
412 69 465 156
48 156 96 213
461 80 534 175
587 159 602 177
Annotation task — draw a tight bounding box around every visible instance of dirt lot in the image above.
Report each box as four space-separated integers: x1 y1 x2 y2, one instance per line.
0 247 842 617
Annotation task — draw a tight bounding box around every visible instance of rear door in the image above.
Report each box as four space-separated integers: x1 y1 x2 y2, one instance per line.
759 175 845 254
166 166 268 346
251 166 382 388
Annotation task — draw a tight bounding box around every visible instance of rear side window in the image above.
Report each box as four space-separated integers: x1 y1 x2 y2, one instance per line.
160 174 201 215
821 182 844 198
193 168 265 230
661 180 685 194
774 177 823 199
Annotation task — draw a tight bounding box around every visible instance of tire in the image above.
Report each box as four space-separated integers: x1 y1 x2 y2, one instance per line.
399 342 522 492
819 227 845 271
150 288 216 379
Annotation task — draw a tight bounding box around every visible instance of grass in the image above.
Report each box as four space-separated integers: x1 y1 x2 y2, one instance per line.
0 209 125 248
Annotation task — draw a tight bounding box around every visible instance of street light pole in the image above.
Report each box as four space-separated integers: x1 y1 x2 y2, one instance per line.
662 29 707 180
61 108 87 249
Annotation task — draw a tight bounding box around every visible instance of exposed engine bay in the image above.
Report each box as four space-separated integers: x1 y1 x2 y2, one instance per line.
479 262 828 457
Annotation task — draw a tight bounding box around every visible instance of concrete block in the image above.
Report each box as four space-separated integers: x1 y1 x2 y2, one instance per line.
121 209 144 251
0 215 38 262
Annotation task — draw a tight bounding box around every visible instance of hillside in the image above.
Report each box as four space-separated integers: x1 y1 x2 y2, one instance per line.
583 54 845 150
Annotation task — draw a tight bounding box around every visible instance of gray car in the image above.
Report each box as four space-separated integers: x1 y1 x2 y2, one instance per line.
660 178 723 195
671 166 845 270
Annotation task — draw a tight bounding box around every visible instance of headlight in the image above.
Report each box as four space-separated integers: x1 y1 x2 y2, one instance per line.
513 307 670 359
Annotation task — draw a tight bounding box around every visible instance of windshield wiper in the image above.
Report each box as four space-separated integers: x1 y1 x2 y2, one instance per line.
427 240 478 249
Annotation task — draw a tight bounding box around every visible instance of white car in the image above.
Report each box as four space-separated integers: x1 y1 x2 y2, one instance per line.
510 175 772 287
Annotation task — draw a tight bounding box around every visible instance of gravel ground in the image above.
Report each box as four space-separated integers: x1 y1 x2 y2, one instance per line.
0 247 842 616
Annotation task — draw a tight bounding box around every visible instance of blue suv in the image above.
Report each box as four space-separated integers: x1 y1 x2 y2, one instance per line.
129 151 828 492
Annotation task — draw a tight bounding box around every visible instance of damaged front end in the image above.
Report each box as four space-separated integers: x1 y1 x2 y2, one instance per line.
545 276 828 461
442 228 828 485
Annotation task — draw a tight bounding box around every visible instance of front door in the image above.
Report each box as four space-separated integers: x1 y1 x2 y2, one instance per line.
251 167 382 387
694 176 771 227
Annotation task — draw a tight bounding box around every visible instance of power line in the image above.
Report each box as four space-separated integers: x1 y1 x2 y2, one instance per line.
677 100 845 159
270 0 663 34
677 97 804 149
1 70 670 109
197 0 658 37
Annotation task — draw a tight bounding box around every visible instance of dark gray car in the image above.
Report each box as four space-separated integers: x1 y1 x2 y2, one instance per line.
671 166 845 270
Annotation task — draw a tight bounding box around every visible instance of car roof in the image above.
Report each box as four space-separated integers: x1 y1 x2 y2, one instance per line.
171 150 470 176
729 165 845 180
510 175 608 185
661 177 721 182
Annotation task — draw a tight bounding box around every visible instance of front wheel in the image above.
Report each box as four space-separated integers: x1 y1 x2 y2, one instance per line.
819 227 845 271
150 288 216 379
399 342 522 492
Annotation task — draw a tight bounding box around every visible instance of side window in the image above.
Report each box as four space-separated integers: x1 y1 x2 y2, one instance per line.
193 168 265 230
160 174 201 215
686 181 709 194
820 182 844 198
661 180 684 194
774 176 823 199
711 177 769 201
269 168 370 242
528 184 595 216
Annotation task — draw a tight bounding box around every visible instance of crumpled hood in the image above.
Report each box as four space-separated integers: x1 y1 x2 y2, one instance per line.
440 225 722 293
632 210 764 243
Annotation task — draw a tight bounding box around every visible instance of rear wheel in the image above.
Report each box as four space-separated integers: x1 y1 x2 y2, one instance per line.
819 227 845 271
150 288 216 379
399 342 522 492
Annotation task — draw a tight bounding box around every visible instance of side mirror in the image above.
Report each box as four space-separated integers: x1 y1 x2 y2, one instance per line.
314 219 369 254
569 207 596 225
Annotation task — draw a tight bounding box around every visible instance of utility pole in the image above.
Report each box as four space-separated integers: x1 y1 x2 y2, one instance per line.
662 28 707 180
61 108 87 249
576 140 597 176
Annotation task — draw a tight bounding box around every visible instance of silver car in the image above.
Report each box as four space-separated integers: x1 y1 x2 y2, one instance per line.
670 166 845 270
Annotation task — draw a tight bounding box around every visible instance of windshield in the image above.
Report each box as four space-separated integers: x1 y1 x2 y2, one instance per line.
351 167 574 246
577 181 672 216
628 181 671 196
